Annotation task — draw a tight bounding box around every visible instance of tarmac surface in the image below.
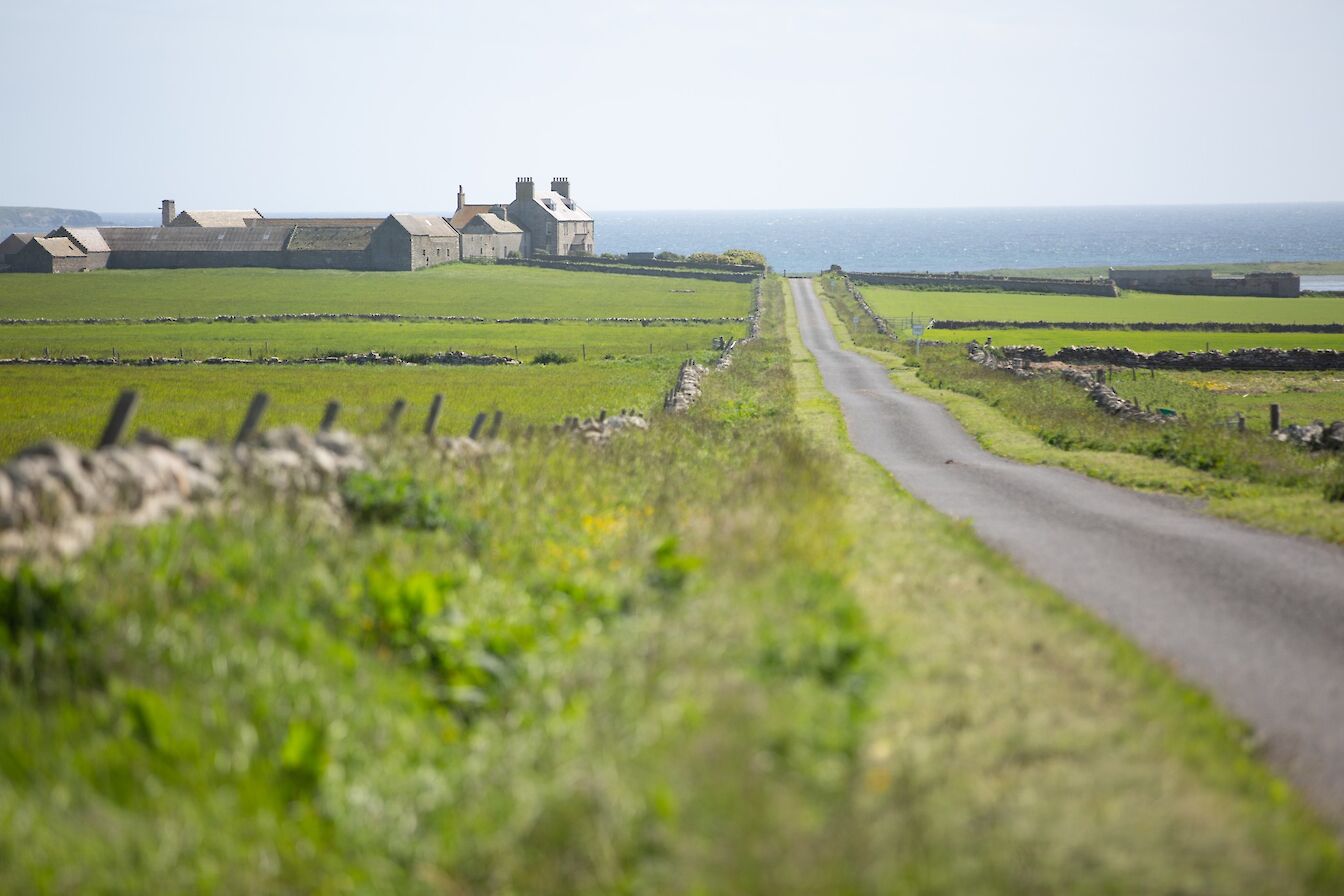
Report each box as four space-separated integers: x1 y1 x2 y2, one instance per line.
789 277 1344 828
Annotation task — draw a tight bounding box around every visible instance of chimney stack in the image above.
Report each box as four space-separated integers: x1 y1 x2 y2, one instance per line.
551 177 570 199
161 199 176 227
515 177 534 202
457 184 465 211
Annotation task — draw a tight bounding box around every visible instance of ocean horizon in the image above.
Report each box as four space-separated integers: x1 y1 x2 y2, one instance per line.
99 201 1344 276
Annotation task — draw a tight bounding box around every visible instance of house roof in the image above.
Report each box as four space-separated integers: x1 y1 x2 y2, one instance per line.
0 233 38 256
462 213 523 235
386 214 457 237
30 237 87 258
249 217 383 228
287 225 376 252
99 226 290 252
516 190 592 223
169 209 264 228
50 226 110 254
449 204 495 230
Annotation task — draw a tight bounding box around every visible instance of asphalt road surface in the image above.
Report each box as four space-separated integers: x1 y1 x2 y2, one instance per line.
789 277 1344 828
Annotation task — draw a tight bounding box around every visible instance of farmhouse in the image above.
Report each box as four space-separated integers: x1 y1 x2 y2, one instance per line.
1 176 593 273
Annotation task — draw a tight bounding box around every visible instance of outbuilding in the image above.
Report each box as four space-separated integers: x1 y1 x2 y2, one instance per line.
8 236 91 273
459 212 524 260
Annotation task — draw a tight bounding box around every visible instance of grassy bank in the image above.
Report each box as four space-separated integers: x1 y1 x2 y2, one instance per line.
2 276 1340 892
816 275 1344 543
0 265 750 320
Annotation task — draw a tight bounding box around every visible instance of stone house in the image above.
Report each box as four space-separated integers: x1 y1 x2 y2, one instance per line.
0 233 38 269
459 213 524 260
507 177 594 256
367 214 461 270
8 236 96 273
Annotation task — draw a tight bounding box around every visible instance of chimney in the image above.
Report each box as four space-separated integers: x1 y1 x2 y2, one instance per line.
516 177 534 202
457 184 465 211
551 177 570 199
161 199 176 227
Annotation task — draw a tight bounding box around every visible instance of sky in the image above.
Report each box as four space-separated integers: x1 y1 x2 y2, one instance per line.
3 0 1342 212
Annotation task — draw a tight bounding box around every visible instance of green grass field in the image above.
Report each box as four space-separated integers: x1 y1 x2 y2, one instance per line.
0 319 742 361
926 328 1344 353
975 260 1344 279
1111 370 1344 433
861 284 1344 325
0 265 750 320
0 359 687 457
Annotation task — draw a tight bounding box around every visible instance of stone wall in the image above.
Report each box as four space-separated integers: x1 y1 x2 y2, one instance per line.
998 344 1344 371
935 320 1344 334
1108 268 1300 298
844 269 1119 298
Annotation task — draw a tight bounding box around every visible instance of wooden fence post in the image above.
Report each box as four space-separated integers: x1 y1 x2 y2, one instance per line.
1270 403 1281 432
235 392 270 444
382 398 407 434
487 410 503 439
319 400 341 432
96 389 140 449
469 411 488 439
424 393 444 437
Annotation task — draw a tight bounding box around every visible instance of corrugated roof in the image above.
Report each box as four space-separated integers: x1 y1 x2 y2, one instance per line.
100 226 291 252
50 226 110 254
170 209 264 228
31 237 87 258
0 233 38 255
449 204 495 230
287 225 376 252
462 213 523 234
387 214 457 237
521 190 592 222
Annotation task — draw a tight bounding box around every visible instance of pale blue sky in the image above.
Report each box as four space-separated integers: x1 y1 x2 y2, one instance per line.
3 0 1341 212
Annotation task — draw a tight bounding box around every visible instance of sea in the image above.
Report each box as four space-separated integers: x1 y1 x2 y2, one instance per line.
102 202 1344 284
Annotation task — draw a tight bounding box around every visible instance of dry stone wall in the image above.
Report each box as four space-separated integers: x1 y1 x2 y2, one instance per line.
844 269 1119 298
999 345 1344 371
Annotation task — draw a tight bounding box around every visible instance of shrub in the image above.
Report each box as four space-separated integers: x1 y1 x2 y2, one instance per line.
654 251 684 262
532 351 576 365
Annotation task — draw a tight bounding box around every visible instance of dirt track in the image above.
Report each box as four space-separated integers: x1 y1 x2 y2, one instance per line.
790 277 1344 828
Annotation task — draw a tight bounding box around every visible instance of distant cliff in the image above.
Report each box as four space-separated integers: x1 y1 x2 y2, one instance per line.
0 206 103 233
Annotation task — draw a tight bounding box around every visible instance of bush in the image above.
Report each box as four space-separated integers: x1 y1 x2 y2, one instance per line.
722 248 766 268
688 252 725 266
655 251 684 262
532 351 576 365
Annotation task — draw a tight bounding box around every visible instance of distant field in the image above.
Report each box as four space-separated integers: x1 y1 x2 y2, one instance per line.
0 359 684 456
0 265 750 319
0 319 741 361
862 285 1344 325
974 260 1344 279
1110 370 1344 433
928 328 1344 353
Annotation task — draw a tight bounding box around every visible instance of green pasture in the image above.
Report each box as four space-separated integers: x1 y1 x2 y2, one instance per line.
0 359 687 457
926 328 1344 353
974 260 1344 279
0 265 751 320
1111 370 1344 433
858 282 1344 325
0 319 741 362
